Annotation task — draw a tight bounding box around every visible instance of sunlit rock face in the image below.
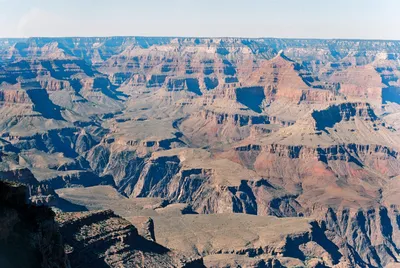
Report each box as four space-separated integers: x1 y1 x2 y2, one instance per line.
1 37 400 267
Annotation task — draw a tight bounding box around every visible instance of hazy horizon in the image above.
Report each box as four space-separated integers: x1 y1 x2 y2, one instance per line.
2 35 400 42
0 0 399 40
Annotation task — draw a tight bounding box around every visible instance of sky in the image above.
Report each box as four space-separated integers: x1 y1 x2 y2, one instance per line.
0 0 398 40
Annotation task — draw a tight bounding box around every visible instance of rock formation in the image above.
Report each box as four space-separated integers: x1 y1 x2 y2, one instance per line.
0 36 400 267
0 181 69 268
56 210 204 267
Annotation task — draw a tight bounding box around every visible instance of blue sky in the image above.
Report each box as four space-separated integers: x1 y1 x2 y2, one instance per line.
0 0 398 40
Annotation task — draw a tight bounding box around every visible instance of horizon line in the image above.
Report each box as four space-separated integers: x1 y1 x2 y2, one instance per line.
0 35 400 43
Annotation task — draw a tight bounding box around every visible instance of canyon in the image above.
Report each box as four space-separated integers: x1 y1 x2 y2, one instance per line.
0 37 400 267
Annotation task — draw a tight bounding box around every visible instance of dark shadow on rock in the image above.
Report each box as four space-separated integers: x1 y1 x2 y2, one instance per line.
310 221 342 264
26 89 64 121
379 207 393 239
282 235 307 261
54 198 88 212
186 78 202 96
132 235 170 254
238 180 258 215
382 87 400 105
236 87 265 113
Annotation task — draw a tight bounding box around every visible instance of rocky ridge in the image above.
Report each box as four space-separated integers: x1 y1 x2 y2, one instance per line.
0 37 400 267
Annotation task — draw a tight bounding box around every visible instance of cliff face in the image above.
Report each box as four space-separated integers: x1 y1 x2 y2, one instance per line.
319 206 400 268
0 181 69 268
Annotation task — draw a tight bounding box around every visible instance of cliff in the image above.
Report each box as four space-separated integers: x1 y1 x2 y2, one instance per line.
0 36 400 267
56 210 204 267
0 181 69 268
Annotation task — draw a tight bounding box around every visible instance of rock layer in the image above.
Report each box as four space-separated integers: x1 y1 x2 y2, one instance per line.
0 36 400 267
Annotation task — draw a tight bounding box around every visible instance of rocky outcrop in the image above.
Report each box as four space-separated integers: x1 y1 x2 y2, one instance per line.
312 102 379 131
179 109 292 148
0 89 32 104
56 210 204 267
141 217 156 242
10 128 79 154
167 77 202 95
40 170 114 190
0 165 61 205
132 155 181 197
110 150 300 217
154 213 346 268
0 180 204 268
39 79 74 92
234 143 399 165
315 206 400 267
0 181 69 268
